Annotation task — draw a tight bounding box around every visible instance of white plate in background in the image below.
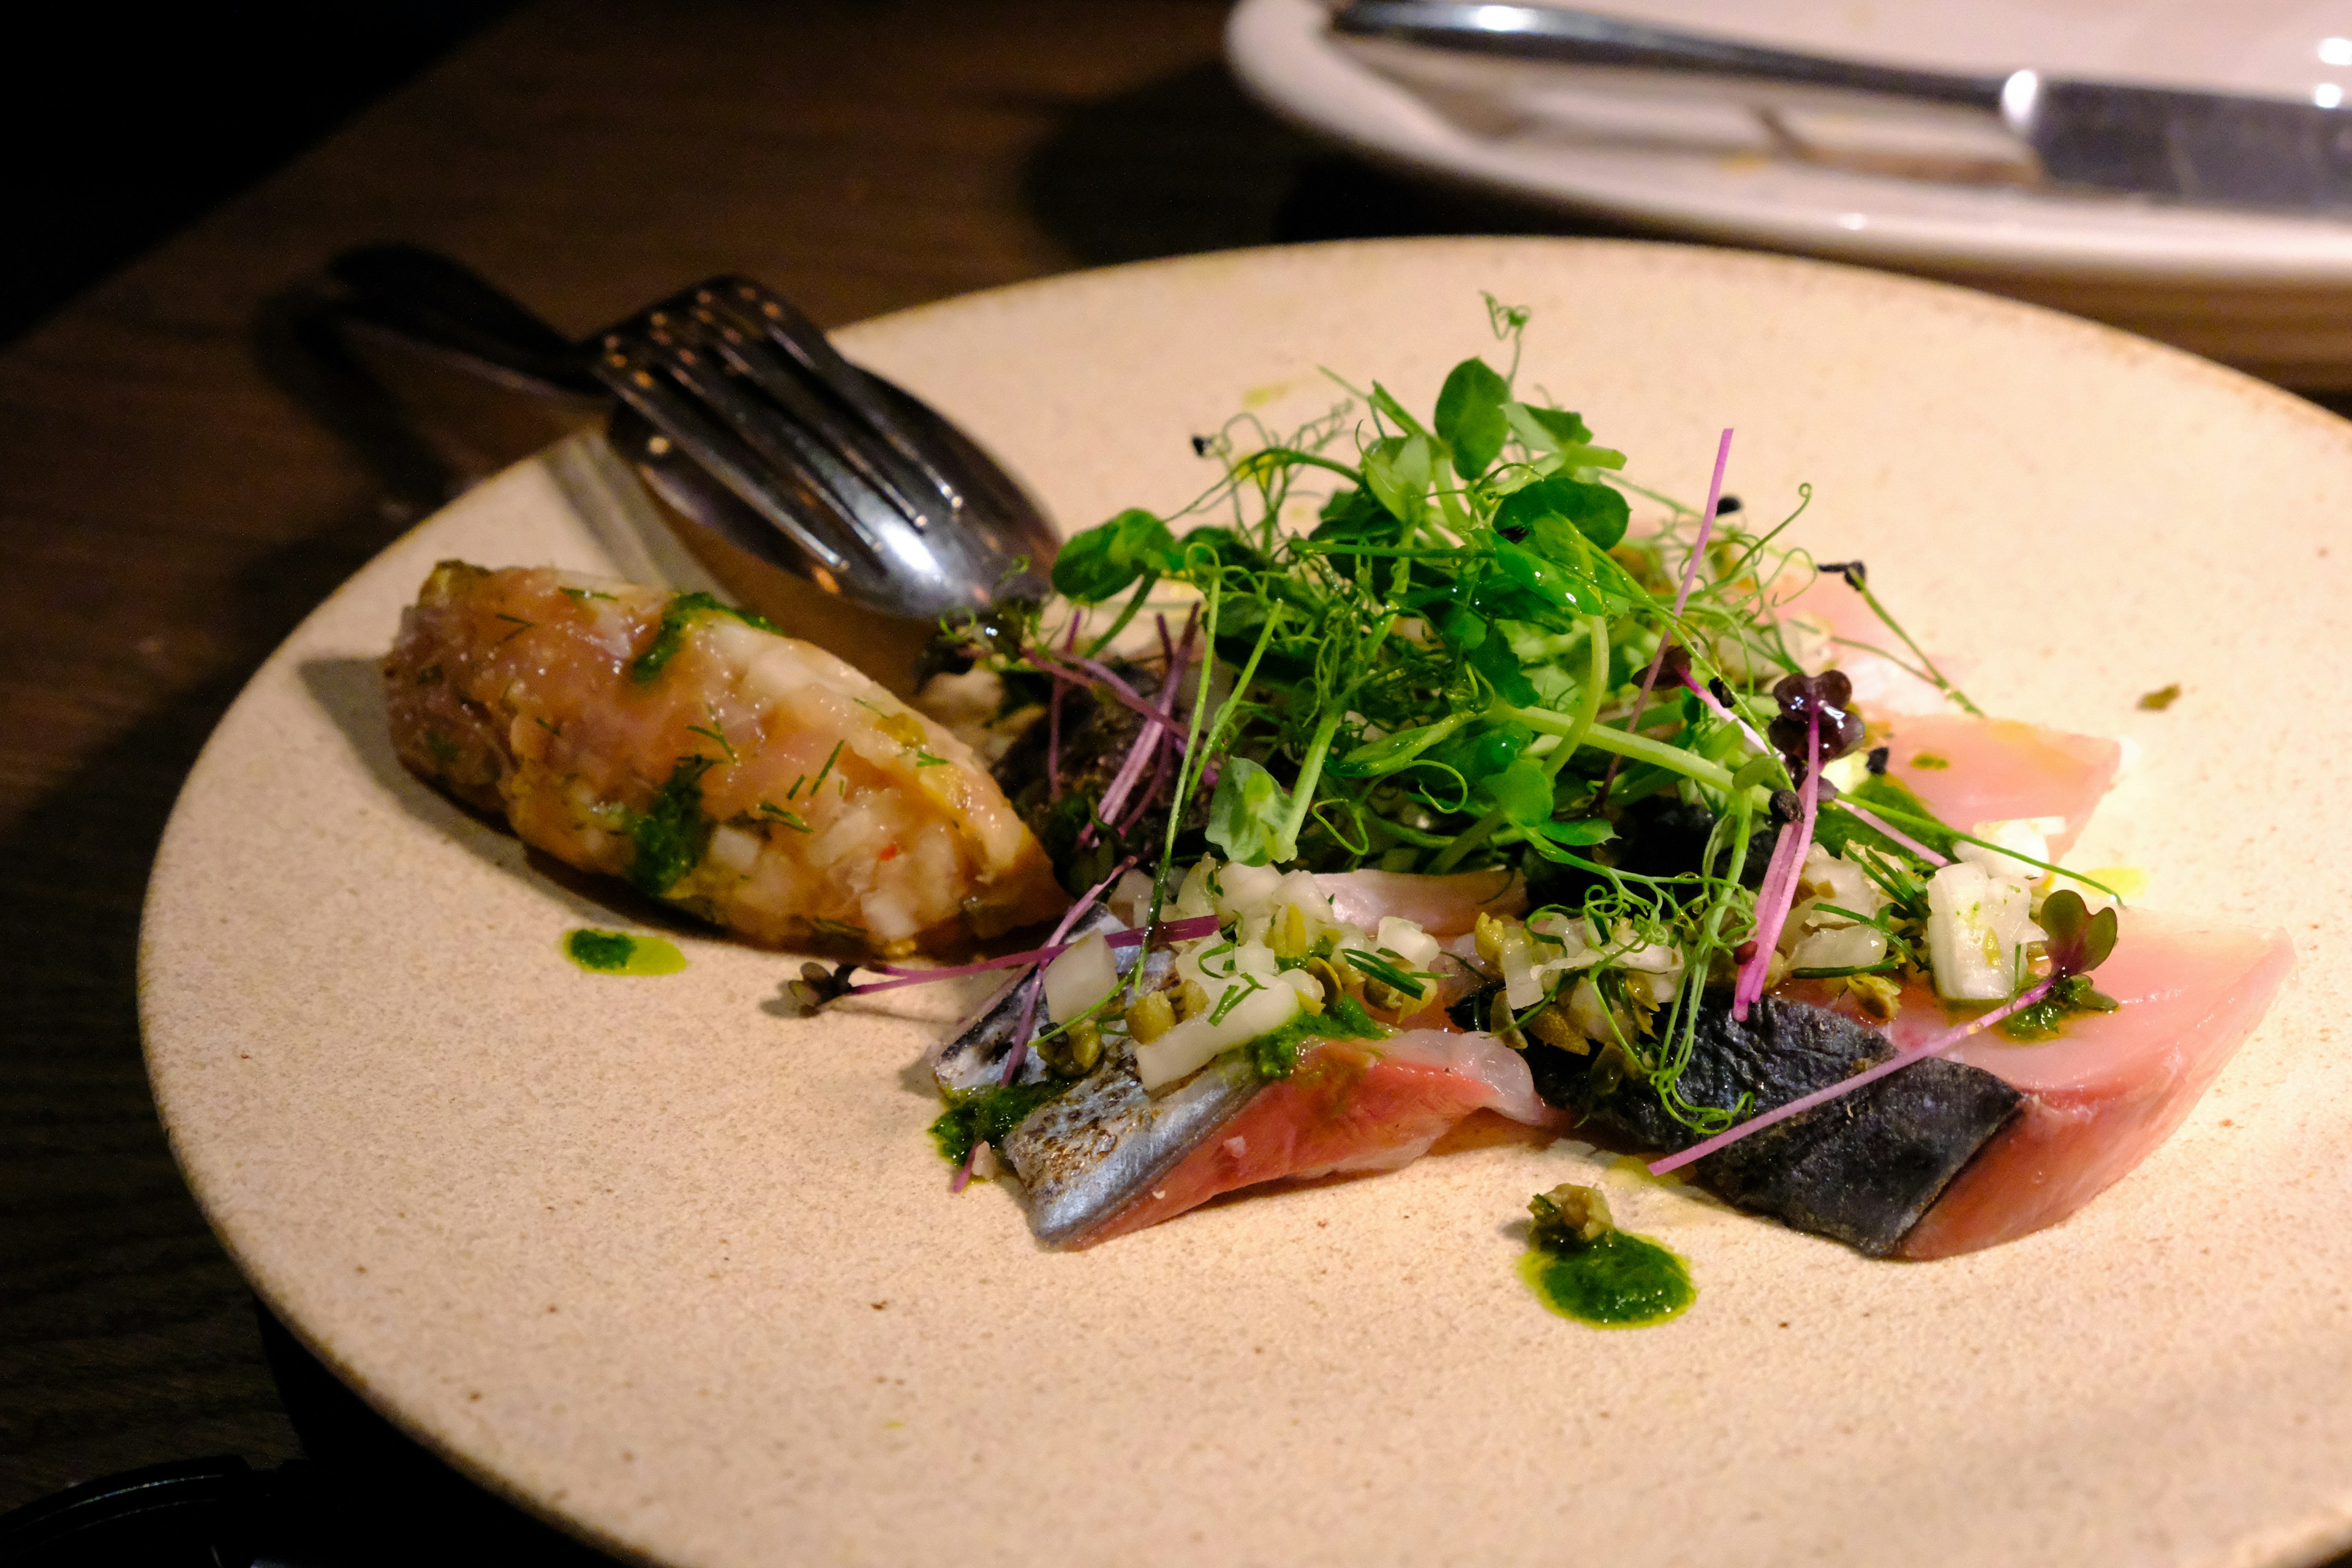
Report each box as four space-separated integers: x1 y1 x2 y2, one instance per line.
1231 0 2352 386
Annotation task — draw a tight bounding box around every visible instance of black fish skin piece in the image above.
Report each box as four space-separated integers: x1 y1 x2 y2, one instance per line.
1529 996 2022 1257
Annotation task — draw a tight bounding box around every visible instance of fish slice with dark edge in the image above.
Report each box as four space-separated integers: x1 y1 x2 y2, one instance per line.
1528 996 2022 1256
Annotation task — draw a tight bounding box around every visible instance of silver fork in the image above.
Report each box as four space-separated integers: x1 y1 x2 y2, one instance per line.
319 246 1060 627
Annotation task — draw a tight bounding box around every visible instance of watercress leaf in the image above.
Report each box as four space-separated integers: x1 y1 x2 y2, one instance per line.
1493 539 1605 614
1496 473 1630 551
1436 605 1487 650
1468 720 1533 776
1205 755 1295 866
1434 356 1512 480
1507 404 1594 451
1554 442 1627 472
1482 756 1554 827
1362 434 1433 524
1540 818 1618 846
1466 628 1540 706
1051 508 1176 601
1467 578 1561 627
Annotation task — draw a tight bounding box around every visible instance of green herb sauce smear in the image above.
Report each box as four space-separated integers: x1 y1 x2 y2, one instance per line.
563 929 688 976
1518 1230 1694 1330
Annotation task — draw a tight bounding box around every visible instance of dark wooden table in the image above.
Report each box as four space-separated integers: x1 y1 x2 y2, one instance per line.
0 0 1562 1515
3 1 2342 1556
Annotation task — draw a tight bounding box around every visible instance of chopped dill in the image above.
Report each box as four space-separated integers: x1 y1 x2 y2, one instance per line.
687 723 737 763
755 801 812 832
810 739 845 795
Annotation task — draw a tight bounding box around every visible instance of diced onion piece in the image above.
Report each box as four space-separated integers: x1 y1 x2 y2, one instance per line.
1796 843 1887 927
1133 941 1302 1091
1499 922 1545 1011
1107 867 1155 927
1273 869 1336 929
1956 817 2064 882
1214 862 1283 922
1174 859 1218 919
1925 862 2034 1001
1789 923 1888 973
1374 916 1441 972
1042 931 1118 1024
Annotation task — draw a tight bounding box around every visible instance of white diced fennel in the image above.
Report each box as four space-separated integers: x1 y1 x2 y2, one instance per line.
1107 867 1155 927
1374 916 1441 972
1956 817 2065 882
1273 869 1336 929
1213 862 1283 921
1174 858 1218 919
1042 931 1118 1025
1133 941 1311 1090
1924 862 2035 1001
1789 923 1888 973
707 824 763 876
1820 750 1872 793
1795 843 1887 927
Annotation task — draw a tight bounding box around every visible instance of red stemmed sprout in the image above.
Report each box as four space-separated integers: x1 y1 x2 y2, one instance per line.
1731 670 1863 1021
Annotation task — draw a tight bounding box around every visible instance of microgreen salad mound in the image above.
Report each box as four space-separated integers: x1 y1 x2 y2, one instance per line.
816 301 2125 1170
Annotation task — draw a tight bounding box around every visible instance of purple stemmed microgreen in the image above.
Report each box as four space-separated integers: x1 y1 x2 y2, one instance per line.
1730 670 1865 1020
834 914 1224 1000
1023 648 1191 742
1654 889 2116 1176
1046 611 1080 802
1654 643 1770 754
949 856 1140 1193
1600 428 1732 805
1080 606 1197 851
1830 799 1950 867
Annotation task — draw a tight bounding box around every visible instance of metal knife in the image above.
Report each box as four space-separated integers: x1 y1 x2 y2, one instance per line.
1331 0 2352 214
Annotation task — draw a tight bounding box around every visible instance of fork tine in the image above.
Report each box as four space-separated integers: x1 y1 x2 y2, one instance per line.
628 311 900 548
596 337 865 575
698 277 970 512
673 293 936 527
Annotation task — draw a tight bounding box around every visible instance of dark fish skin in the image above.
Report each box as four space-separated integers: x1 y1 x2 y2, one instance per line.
1528 996 2022 1257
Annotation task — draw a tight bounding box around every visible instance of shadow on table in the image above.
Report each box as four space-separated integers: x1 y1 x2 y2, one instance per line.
1017 58 1653 266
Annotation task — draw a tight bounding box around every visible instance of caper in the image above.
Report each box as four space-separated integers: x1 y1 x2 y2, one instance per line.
1126 990 1175 1044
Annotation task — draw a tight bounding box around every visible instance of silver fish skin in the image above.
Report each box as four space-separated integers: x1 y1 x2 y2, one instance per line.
930 907 1249 1245
1004 1045 1262 1248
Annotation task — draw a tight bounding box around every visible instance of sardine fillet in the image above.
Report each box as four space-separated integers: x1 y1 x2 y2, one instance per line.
383 562 1064 955
1898 916 2292 1259
1060 1031 1550 1249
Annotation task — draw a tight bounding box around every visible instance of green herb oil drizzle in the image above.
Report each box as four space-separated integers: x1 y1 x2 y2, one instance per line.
563 929 688 976
1518 1185 1694 1329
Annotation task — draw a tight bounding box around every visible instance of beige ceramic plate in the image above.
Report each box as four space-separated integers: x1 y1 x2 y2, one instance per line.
143 239 2352 1568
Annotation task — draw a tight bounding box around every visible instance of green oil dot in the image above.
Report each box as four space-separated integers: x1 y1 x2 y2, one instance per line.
563 929 687 976
1518 1230 1695 1329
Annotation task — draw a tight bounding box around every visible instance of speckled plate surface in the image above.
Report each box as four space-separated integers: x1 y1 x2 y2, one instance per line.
143 239 2352 1568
